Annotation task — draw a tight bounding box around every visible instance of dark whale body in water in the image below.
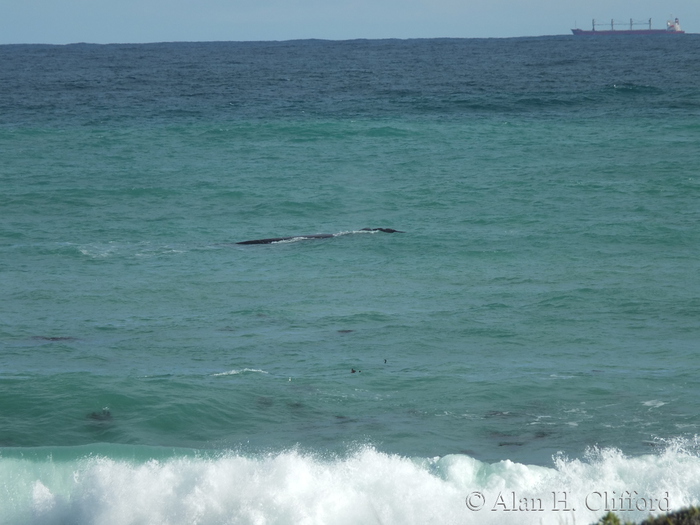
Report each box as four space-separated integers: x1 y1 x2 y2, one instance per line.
236 233 333 245
236 228 404 245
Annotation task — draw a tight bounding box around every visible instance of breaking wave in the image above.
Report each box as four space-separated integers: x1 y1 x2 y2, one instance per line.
2 439 699 525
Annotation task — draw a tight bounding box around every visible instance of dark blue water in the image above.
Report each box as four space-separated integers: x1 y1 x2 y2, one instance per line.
3 36 700 127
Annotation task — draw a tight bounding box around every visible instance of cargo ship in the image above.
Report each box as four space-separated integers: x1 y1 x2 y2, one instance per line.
571 18 684 35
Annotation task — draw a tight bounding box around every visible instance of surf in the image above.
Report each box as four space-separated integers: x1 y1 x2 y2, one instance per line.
3 441 700 525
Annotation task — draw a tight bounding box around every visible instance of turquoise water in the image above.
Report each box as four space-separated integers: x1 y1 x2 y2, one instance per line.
1 37 700 524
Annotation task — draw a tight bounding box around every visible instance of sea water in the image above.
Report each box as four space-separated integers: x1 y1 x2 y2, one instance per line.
1 36 699 524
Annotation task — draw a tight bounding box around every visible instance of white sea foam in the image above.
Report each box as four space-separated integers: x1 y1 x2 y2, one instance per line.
272 236 307 244
211 368 269 377
1 441 699 525
78 244 118 259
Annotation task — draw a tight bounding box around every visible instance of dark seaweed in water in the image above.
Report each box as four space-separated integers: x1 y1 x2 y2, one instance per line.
88 409 112 421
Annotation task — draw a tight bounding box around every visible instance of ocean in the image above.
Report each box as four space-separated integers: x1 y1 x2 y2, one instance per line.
1 35 699 524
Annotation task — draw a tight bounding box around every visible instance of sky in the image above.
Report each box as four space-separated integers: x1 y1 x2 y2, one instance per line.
0 0 696 44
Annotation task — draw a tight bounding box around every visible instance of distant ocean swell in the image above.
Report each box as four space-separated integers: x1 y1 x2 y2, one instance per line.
2 441 699 525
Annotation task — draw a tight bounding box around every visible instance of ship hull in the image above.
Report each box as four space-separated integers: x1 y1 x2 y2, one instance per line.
571 28 685 35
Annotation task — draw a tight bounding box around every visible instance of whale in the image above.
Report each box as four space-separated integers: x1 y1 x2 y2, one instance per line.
236 233 333 245
236 228 404 245
359 228 404 233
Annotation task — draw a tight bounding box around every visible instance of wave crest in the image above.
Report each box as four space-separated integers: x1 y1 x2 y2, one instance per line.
2 441 699 524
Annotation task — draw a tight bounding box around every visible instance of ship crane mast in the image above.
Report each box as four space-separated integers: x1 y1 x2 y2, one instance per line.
591 18 653 31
